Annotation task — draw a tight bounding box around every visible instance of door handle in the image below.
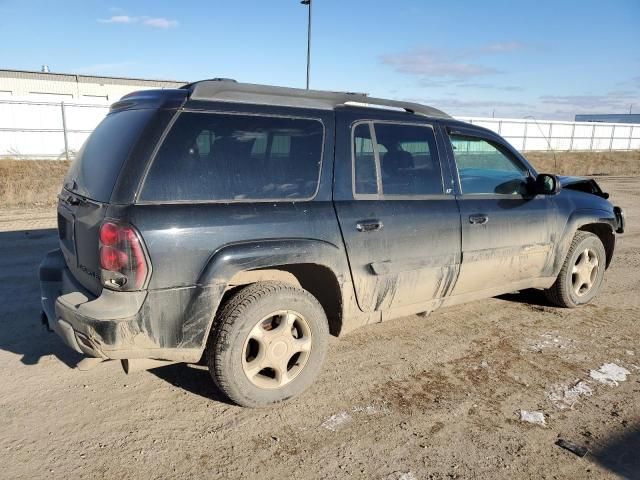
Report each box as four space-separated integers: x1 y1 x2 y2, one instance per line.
356 219 383 232
469 214 489 225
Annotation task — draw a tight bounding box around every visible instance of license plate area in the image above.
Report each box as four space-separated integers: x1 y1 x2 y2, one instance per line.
57 205 76 259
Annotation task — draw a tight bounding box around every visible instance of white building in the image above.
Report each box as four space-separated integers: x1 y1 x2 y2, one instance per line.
0 69 187 158
0 68 185 102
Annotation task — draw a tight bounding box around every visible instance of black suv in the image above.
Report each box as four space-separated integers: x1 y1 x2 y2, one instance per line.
40 80 625 407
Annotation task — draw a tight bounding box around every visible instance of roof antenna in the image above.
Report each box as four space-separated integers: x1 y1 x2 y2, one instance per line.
524 115 558 173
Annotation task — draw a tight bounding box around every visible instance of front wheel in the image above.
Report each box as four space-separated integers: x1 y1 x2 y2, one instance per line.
545 231 606 308
206 281 329 407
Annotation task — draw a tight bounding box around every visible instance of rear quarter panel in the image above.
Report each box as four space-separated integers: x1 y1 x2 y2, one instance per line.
127 201 346 290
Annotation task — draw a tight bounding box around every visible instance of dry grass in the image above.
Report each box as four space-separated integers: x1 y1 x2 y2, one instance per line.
0 159 71 207
524 150 640 176
0 151 638 207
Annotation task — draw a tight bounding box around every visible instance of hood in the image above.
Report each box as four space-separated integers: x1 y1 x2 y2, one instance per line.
558 175 589 186
558 175 609 199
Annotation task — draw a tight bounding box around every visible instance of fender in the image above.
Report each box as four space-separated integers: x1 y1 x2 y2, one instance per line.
551 208 616 276
177 238 352 352
197 238 349 287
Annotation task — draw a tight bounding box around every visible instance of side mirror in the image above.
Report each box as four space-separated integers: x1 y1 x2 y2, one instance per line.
535 173 561 195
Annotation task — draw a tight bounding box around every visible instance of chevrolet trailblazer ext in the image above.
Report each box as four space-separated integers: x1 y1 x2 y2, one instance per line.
40 80 624 407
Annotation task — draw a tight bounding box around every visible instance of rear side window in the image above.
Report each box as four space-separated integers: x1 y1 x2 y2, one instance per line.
64 108 154 202
353 122 443 196
140 112 324 201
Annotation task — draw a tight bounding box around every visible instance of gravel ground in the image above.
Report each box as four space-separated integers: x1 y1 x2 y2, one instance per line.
0 177 638 479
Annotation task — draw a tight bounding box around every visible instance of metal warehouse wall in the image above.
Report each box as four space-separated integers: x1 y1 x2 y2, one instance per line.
0 69 184 102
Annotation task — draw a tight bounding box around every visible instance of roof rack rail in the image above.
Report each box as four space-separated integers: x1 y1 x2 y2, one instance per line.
184 80 450 119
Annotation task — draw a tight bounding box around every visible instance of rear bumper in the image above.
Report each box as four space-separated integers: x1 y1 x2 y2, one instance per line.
39 249 203 362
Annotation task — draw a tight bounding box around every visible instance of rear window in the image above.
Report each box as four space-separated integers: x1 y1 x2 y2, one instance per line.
64 109 153 202
140 112 324 202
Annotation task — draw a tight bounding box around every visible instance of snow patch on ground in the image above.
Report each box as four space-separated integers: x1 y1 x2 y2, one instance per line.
527 332 574 352
352 401 390 415
519 410 546 426
385 471 417 480
320 412 352 431
548 380 593 410
589 363 631 386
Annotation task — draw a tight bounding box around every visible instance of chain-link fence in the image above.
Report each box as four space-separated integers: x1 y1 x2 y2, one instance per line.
458 116 640 152
1 98 639 159
0 99 109 159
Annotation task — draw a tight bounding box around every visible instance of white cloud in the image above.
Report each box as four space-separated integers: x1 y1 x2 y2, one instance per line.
381 48 499 79
616 75 640 90
142 17 178 29
539 91 639 113
381 42 524 80
99 15 136 24
480 42 525 53
405 89 640 119
427 97 530 110
97 13 178 29
457 83 524 92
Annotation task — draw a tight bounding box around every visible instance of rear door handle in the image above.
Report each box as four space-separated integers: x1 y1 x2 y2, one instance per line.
469 214 489 225
356 219 383 232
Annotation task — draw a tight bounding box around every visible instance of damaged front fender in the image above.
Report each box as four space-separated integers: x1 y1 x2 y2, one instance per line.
552 208 617 276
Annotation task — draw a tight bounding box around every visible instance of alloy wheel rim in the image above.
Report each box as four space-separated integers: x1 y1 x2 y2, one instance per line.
571 248 599 297
241 310 312 389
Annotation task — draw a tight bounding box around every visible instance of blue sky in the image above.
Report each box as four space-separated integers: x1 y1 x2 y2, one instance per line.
1 0 638 119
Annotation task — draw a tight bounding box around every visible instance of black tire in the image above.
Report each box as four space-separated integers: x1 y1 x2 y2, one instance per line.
545 231 606 308
206 281 329 407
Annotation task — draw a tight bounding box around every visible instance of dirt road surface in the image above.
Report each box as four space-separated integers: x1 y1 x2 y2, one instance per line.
1 177 638 479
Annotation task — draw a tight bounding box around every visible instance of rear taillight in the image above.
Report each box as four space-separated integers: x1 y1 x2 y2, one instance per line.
99 221 150 290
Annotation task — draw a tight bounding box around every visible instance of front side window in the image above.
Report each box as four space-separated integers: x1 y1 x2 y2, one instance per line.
141 112 324 201
449 134 529 195
353 122 443 196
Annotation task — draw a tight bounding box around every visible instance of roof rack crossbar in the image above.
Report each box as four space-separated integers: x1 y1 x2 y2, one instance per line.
186 80 450 119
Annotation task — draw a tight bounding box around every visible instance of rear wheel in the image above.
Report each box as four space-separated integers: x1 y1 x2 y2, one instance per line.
206 281 329 407
545 231 606 308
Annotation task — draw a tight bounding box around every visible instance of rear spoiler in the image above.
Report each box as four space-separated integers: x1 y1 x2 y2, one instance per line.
110 89 188 113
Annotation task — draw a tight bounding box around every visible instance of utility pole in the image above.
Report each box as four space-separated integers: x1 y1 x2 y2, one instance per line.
301 0 312 89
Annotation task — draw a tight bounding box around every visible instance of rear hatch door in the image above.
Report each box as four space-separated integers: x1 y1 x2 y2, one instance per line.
59 108 156 295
